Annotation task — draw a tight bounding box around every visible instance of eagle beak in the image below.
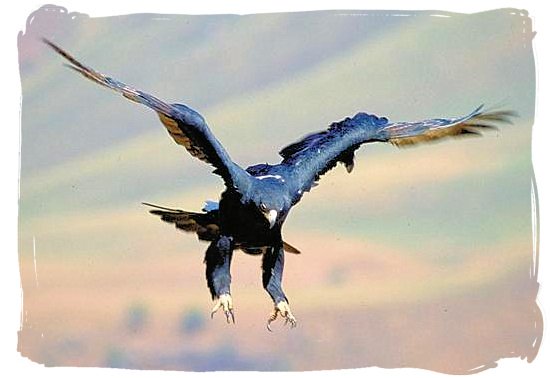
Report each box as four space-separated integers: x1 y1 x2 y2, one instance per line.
265 209 278 229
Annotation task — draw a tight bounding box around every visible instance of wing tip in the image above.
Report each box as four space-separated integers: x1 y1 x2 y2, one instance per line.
41 36 56 48
474 103 485 115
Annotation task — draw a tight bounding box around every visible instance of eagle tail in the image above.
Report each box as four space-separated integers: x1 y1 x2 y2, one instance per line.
142 202 301 254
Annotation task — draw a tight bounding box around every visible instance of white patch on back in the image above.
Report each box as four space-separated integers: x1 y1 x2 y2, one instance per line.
256 174 285 182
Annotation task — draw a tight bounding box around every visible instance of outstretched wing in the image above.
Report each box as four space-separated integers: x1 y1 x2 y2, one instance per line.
43 39 251 192
280 105 515 197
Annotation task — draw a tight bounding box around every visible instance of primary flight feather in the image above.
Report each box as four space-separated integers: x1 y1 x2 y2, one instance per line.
44 39 515 330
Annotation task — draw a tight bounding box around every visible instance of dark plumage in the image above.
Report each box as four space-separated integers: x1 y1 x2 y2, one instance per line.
44 39 516 330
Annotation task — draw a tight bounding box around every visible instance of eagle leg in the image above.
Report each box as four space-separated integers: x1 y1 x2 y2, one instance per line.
262 244 297 331
205 235 235 324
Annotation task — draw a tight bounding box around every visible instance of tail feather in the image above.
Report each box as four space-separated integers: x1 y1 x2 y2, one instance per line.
143 202 301 254
143 202 220 242
282 241 302 254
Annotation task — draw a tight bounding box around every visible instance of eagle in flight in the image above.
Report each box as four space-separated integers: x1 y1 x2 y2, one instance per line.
44 39 515 331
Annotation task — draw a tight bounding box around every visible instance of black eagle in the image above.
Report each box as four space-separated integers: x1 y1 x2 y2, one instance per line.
44 39 515 330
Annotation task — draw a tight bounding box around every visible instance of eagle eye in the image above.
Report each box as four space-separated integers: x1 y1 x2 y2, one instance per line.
260 203 267 211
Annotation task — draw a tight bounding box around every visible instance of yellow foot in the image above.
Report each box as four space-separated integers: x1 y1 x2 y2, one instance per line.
267 300 297 331
211 293 235 324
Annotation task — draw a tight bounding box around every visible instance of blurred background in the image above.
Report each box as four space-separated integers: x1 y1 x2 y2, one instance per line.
17 5 540 373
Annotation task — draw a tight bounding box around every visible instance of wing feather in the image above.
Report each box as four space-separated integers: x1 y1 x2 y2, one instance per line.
43 39 251 191
279 106 515 199
279 112 388 195
385 106 516 147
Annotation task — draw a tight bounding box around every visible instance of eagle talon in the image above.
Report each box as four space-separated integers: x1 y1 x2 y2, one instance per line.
266 301 297 331
211 293 235 324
